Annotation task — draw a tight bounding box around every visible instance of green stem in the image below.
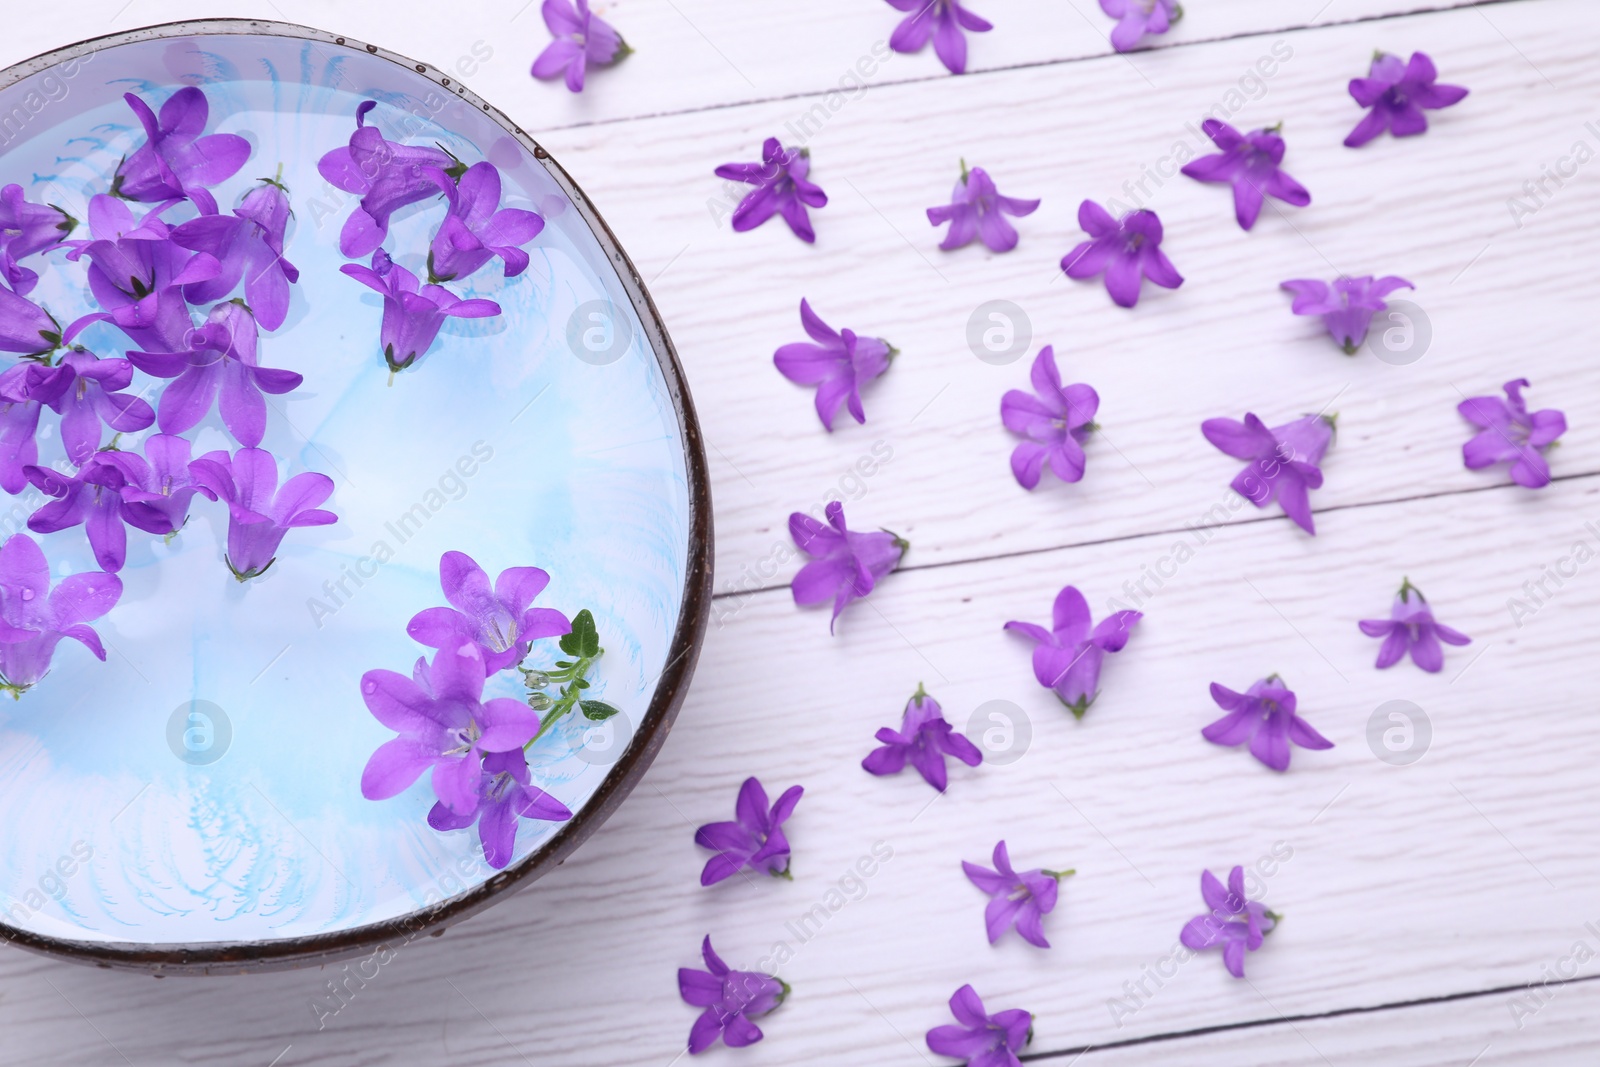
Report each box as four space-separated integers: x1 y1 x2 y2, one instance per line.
524 650 601 748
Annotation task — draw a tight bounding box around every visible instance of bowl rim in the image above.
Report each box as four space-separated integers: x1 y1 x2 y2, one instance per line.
0 16 713 975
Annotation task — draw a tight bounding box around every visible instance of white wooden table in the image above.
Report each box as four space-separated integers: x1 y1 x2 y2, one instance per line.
5 0 1599 1063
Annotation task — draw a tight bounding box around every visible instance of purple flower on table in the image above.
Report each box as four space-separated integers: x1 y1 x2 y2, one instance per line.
531 0 631 93
406 551 571 675
1179 866 1279 978
1345 51 1468 148
1458 378 1566 489
128 301 302 448
927 163 1038 252
789 501 906 631
116 434 205 535
695 776 803 885
425 747 572 869
425 162 545 283
113 88 250 216
926 984 1032 1067
962 841 1072 948
678 936 789 1054
188 446 337 580
863 684 983 792
1061 200 1183 308
773 299 893 431
1180 120 1311 230
714 138 828 243
884 0 993 75
24 453 174 573
1202 676 1333 772
316 101 464 260
1001 345 1098 490
1100 0 1181 52
341 252 502 374
1280 275 1413 354
0 362 70 493
170 178 300 331
1359 578 1471 672
0 533 122 696
46 349 156 466
1201 412 1334 534
0 184 77 296
359 641 544 815
1003 584 1141 718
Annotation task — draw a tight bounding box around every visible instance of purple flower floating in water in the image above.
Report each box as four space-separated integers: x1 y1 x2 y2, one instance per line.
695 776 804 885
962 841 1072 948
0 184 76 296
117 433 206 535
884 0 993 75
1062 200 1183 308
678 936 790 1054
47 349 156 466
24 453 173 573
1201 412 1334 534
359 641 545 815
1359 578 1471 672
1004 584 1141 718
1180 120 1310 230
1345 51 1468 148
862 684 983 792
113 88 250 215
926 984 1032 1067
342 252 502 374
426 162 545 283
170 178 300 331
715 138 828 243
317 101 464 260
406 551 571 675
0 282 62 358
927 162 1038 252
0 362 70 493
789 501 906 631
1201 676 1333 772
426 747 572 869
773 299 893 431
531 0 631 93
1458 378 1566 489
1100 0 1181 52
1179 866 1279 978
1280 275 1413 354
0 533 122 696
188 446 337 580
1001 345 1098 490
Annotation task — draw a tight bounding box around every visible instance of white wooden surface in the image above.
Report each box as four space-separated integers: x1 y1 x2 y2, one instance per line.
5 1 1600 1065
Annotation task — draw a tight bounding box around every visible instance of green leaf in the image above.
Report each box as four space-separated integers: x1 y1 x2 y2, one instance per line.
580 700 620 721
569 609 601 658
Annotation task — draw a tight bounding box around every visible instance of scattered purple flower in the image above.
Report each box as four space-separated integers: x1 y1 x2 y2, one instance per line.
773 299 893 431
0 533 122 696
1359 578 1471 672
862 684 983 792
1061 200 1183 308
1345 51 1468 148
695 776 803 885
426 162 545 283
1003 584 1141 718
341 252 502 374
117 433 206 535
170 177 300 331
789 501 906 631
1201 676 1333 772
715 138 827 243
188 446 337 580
678 936 789 1054
47 349 156 466
24 453 173 572
1201 412 1334 534
1458 378 1566 489
114 88 250 215
885 0 993 75
962 840 1072 948
1001 345 1098 490
1100 0 1181 52
0 362 70 493
927 162 1038 251
1180 120 1310 230
1280 275 1413 354
925 984 1032 1067
0 282 62 358
1179 866 1279 978
316 101 464 260
425 747 572 869
531 0 631 93
0 184 76 296
406 551 571 675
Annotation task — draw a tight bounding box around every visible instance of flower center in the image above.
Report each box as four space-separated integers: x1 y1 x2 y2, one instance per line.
487 770 514 802
445 719 482 756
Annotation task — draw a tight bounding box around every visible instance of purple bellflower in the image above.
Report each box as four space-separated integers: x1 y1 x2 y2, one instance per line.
962 841 1072 948
928 162 1038 252
773 299 894 431
1202 676 1333 772
789 501 906 631
0 533 122 696
317 101 465 260
170 178 300 331
1280 275 1413 354
426 747 572 869
0 184 76 296
48 349 156 466
1180 866 1279 978
406 551 571 675
1001 345 1098 490
1180 120 1310 230
885 0 993 75
1100 0 1181 52
113 88 250 215
117 433 205 534
1062 200 1183 308
1345 51 1468 148
425 162 545 283
1359 578 1471 672
1201 412 1334 534
532 0 631 93
926 984 1032 1067
862 684 983 792
24 453 174 572
678 936 790 1054
1458 378 1566 489
1003 584 1141 718
341 252 502 375
0 362 70 493
188 446 336 580
0 282 62 358
715 138 828 243
695 776 803 885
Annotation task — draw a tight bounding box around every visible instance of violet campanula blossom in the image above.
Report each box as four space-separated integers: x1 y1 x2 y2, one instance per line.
962 841 1072 948
531 0 631 93
1359 579 1471 672
425 162 545 282
341 252 502 374
1100 0 1180 52
24 453 174 573
1179 866 1279 978
694 776 803 885
1458 378 1567 489
678 936 789 1054
47 349 156 466
926 985 1032 1067
1280 275 1413 354
927 163 1038 252
406 551 571 675
1202 676 1333 772
170 178 300 330
0 282 62 358
1003 584 1141 718
317 101 464 259
884 0 993 75
773 299 893 431
715 138 828 243
188 447 337 580
863 684 983 792
1062 200 1183 308
0 533 122 696
0 362 70 493
113 88 250 215
426 747 572 869
0 184 76 296
1345 51 1468 148
1201 412 1334 534
1001 345 1098 490
359 641 544 815
1180 120 1310 230
117 434 205 535
789 501 906 631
